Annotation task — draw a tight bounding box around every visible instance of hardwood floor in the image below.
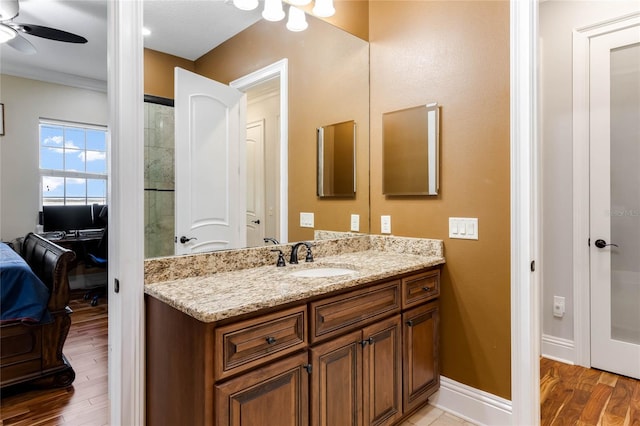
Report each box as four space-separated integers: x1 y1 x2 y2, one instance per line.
541 357 640 425
3 301 640 426
0 294 109 426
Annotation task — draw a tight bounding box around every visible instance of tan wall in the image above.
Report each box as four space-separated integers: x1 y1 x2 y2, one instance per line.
144 48 195 98
195 17 370 242
369 1 511 399
298 0 369 41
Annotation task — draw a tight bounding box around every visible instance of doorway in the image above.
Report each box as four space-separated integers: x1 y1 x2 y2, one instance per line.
588 24 640 379
572 13 640 379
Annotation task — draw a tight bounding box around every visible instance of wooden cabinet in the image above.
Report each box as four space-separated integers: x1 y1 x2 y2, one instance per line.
402 301 440 413
216 351 309 426
146 267 440 426
310 315 402 426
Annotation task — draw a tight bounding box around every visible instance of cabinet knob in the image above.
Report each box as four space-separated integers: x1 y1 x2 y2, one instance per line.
360 337 374 347
266 336 277 344
422 286 432 292
406 320 414 327
303 364 312 374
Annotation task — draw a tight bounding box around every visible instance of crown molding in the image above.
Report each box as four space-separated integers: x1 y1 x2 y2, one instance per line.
0 63 107 92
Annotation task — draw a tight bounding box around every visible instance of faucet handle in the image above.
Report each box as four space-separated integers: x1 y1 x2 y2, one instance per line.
304 242 314 262
271 249 286 267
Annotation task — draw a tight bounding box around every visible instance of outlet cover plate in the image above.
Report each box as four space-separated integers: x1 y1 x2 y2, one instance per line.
350 214 360 232
381 215 391 234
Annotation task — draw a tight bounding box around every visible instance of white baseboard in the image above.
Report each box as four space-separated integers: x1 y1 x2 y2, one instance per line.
541 334 575 365
429 376 512 426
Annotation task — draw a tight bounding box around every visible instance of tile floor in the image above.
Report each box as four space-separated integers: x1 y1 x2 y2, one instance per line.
400 404 476 426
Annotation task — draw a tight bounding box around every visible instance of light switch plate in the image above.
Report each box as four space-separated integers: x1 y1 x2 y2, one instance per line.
449 217 478 240
350 214 360 232
381 215 391 234
300 212 314 228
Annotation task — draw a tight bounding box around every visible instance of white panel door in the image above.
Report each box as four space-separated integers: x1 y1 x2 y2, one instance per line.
174 67 247 255
590 25 640 379
246 120 265 248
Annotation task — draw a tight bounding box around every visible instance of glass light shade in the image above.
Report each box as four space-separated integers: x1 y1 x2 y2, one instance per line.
262 0 285 22
288 0 311 6
312 0 335 18
0 25 16 44
286 6 308 32
233 0 258 11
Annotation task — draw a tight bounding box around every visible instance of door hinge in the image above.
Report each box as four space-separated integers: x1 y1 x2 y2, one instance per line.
114 278 120 293
530 260 535 272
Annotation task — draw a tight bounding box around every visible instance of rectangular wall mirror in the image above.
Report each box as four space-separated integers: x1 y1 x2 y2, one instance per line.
317 120 356 198
382 103 440 196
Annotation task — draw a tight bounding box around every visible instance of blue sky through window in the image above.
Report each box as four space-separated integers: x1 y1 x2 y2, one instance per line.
40 121 107 205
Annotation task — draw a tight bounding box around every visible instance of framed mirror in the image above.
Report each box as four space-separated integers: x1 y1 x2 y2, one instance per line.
382 103 440 196
317 120 356 198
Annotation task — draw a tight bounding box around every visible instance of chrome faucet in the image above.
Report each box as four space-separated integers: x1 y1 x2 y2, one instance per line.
264 237 280 245
289 242 314 264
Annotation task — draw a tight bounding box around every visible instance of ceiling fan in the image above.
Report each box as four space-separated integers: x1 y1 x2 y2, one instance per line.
0 0 87 54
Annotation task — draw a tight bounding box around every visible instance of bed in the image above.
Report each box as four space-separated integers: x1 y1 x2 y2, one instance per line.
0 233 77 389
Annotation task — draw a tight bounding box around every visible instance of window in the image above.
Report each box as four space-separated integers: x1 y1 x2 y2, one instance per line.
39 120 107 206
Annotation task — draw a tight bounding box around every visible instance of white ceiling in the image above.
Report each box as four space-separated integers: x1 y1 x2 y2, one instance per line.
0 0 262 89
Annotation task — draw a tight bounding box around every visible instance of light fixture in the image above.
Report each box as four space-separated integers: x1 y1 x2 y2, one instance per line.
142 27 152 36
286 6 308 32
0 25 16 44
262 0 285 22
233 0 258 11
312 0 335 18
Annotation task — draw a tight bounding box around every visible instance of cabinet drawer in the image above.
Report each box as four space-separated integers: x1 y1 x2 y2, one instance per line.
215 305 307 380
310 281 401 343
402 270 440 308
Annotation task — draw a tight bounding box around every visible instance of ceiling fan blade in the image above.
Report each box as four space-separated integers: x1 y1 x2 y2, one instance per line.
6 31 36 54
14 23 87 43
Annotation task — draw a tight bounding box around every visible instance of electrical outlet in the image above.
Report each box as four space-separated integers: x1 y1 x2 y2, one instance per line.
381 215 391 234
350 214 360 232
300 212 314 228
553 296 565 318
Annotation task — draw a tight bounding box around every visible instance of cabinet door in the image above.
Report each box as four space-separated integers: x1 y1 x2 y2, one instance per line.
215 351 309 426
402 301 439 413
362 315 402 426
311 330 363 426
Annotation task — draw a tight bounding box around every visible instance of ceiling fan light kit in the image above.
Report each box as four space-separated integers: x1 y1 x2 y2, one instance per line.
0 0 88 53
233 0 334 31
0 21 16 43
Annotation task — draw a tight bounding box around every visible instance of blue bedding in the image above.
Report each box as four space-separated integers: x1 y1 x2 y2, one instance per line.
0 242 51 324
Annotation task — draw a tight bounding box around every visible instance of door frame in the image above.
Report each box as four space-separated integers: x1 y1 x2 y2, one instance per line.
230 59 289 244
572 12 640 368
108 2 538 424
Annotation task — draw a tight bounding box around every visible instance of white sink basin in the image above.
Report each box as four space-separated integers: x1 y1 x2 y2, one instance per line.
289 267 357 278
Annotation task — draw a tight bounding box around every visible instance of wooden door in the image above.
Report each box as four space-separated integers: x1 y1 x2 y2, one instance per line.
311 330 363 426
215 351 309 426
362 315 402 426
402 301 439 413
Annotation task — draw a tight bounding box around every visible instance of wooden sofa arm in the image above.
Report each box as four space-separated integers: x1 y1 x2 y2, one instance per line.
20 232 76 312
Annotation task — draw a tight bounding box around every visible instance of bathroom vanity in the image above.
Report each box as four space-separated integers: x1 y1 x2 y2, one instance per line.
144 235 444 426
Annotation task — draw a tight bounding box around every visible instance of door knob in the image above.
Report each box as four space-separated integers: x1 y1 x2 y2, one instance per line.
594 239 619 249
251 219 261 224
179 236 197 244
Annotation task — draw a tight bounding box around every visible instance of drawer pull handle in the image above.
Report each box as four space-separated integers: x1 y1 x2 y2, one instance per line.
360 337 374 347
406 320 414 327
422 286 432 292
266 336 277 344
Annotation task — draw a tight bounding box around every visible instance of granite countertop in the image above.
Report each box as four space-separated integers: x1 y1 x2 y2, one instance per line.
145 249 445 323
